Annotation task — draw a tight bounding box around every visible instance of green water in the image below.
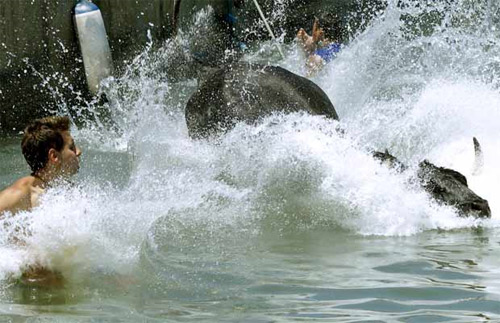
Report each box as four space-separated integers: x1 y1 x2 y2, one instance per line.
1 139 500 321
3 0 500 319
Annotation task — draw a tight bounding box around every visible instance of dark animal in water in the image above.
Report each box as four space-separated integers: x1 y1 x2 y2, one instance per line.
373 149 491 218
185 62 339 138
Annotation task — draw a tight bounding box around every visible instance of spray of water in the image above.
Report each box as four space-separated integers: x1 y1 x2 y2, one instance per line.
2 0 499 285
301 0 500 216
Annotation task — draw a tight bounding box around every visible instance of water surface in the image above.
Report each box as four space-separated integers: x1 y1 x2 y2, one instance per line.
1 0 500 321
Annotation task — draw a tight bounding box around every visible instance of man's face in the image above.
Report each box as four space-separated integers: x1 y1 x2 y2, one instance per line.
58 131 81 176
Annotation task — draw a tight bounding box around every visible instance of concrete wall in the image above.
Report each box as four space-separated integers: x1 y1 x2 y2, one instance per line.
0 0 178 134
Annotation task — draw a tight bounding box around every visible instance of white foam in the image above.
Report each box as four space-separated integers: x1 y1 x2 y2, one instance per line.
3 0 500 280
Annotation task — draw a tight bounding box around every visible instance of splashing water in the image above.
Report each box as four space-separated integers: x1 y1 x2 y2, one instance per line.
1 1 500 314
307 0 500 216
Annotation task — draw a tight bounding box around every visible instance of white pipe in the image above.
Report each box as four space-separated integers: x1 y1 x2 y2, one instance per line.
252 0 285 59
73 0 113 95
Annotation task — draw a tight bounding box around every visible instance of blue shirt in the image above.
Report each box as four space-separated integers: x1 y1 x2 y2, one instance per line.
314 43 341 63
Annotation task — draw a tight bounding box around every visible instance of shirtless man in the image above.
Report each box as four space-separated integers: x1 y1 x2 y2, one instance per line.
0 116 81 286
0 116 81 215
297 18 342 76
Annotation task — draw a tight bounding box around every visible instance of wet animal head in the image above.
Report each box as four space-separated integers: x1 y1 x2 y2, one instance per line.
418 160 491 218
373 149 491 219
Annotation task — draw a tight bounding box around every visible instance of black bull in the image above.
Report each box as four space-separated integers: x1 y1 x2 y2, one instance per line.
185 62 491 219
185 62 339 139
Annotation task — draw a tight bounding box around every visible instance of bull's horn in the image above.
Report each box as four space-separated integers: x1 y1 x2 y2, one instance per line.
472 137 484 176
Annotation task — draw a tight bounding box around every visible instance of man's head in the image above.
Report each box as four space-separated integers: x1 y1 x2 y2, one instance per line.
21 116 81 177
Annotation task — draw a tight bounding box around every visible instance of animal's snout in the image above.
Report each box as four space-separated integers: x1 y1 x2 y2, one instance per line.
458 200 491 218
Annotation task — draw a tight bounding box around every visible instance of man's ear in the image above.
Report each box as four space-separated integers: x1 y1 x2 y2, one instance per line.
47 148 60 164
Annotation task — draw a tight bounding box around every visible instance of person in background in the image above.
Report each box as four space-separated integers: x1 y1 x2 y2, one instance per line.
0 116 81 215
296 18 342 76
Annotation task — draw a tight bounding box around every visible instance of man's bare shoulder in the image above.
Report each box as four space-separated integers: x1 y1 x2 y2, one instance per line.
0 176 36 214
2 176 36 193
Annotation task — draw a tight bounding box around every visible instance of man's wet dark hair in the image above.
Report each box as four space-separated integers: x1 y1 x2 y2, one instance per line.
21 116 71 173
